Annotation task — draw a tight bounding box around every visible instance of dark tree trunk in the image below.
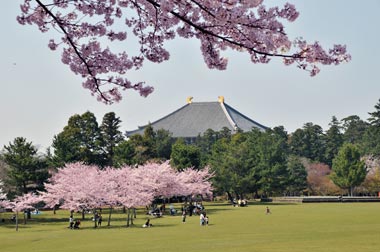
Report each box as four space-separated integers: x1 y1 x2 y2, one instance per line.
226 191 233 202
126 208 130 227
15 212 19 232
93 209 98 228
107 207 112 226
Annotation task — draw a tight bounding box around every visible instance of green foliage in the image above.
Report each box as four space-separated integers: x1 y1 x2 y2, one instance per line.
154 129 173 160
209 128 289 198
361 100 380 155
341 115 367 145
331 143 367 196
289 123 326 163
170 138 201 170
254 129 290 196
51 112 104 167
126 126 173 164
324 116 343 167
195 128 231 167
2 137 49 196
368 98 380 127
113 140 136 167
285 155 308 195
100 112 124 167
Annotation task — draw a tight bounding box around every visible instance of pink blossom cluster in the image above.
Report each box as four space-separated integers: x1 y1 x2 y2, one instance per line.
0 180 8 208
18 0 350 103
5 193 41 213
40 161 213 211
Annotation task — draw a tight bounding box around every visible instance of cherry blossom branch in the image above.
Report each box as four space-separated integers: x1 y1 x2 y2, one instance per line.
35 0 110 102
17 0 350 103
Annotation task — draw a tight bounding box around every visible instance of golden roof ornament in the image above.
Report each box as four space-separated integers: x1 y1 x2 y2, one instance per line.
186 96 193 104
218 96 225 103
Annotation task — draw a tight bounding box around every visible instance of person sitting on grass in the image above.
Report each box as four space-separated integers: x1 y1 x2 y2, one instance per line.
73 219 81 229
142 218 153 228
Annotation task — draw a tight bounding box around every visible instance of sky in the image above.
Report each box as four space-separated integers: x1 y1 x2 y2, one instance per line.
1 0 380 152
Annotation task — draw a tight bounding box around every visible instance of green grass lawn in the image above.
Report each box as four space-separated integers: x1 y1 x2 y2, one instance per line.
1 202 380 252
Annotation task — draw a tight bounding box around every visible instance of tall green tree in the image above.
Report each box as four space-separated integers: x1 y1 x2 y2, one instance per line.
100 112 124 167
126 125 172 164
285 155 307 195
154 129 173 160
289 122 326 162
341 115 367 145
210 128 289 199
170 138 201 170
363 99 380 155
255 128 290 196
368 99 380 126
113 140 136 167
52 111 103 167
324 116 343 167
2 137 49 196
209 132 260 200
330 143 367 196
196 128 231 167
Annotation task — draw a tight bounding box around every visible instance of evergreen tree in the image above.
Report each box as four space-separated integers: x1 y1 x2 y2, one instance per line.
341 115 367 145
113 140 136 167
256 129 290 196
330 143 367 196
209 132 260 200
289 123 326 162
363 99 380 155
52 111 103 167
324 116 343 167
170 139 201 170
2 137 49 196
154 129 173 160
368 99 380 127
100 112 124 167
285 155 308 195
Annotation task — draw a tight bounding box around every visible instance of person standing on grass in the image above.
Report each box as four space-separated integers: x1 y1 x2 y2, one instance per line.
69 215 74 229
98 214 102 226
200 212 205 226
266 207 271 214
182 210 187 223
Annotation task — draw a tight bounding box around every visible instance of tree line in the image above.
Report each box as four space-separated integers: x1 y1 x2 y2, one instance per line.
1 99 380 199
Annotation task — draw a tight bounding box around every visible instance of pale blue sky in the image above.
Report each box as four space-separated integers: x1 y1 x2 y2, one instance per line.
1 1 379 151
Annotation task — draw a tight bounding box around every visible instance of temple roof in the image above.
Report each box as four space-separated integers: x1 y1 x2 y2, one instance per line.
126 98 268 138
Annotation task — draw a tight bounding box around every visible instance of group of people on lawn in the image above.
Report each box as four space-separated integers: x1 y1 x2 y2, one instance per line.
143 201 209 227
69 215 81 229
67 201 210 229
68 209 103 229
232 198 248 207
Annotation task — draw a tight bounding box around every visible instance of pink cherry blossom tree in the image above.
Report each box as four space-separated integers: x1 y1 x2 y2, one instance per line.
177 166 214 200
41 163 109 227
103 166 154 226
17 0 350 104
41 161 214 227
6 192 41 231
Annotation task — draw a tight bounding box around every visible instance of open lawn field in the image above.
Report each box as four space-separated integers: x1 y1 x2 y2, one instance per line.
1 202 380 252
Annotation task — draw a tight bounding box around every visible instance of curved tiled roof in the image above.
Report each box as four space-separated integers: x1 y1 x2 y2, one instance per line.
126 101 267 138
